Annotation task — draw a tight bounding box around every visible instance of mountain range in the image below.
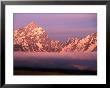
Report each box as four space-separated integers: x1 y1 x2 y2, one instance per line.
14 21 97 53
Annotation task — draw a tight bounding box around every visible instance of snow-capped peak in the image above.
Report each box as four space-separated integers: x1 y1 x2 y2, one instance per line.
24 21 37 30
14 22 97 53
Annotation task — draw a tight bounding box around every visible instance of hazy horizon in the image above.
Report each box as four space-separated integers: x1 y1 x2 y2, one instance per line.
14 13 97 41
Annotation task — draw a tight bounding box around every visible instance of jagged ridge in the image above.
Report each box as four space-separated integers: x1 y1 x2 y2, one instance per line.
14 22 97 53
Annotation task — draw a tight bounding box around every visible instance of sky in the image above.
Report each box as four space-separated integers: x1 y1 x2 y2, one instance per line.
14 13 97 41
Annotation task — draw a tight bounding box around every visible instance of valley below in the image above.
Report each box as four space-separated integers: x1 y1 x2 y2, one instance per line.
14 52 97 75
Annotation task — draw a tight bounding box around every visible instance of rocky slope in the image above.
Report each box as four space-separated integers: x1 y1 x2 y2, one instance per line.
14 21 49 52
14 22 97 53
60 33 97 53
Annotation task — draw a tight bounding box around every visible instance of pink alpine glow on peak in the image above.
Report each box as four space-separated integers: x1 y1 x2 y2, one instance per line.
24 21 37 30
14 21 97 53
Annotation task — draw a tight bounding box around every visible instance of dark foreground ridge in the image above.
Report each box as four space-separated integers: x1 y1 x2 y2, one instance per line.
14 67 97 75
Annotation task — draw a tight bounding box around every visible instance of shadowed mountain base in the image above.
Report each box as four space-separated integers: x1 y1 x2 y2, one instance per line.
14 67 97 75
